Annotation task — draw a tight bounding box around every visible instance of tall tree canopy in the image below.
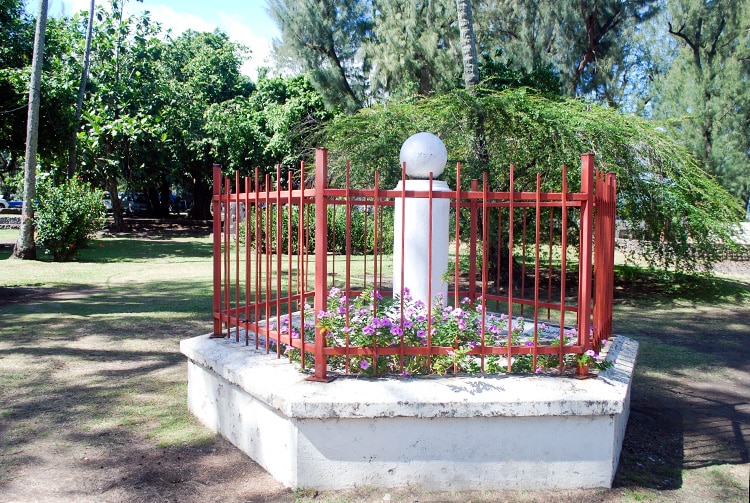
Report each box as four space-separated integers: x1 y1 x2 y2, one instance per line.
323 88 743 272
653 0 750 201
268 0 371 112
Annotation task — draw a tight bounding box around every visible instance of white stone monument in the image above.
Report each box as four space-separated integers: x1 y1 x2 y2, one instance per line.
393 132 450 305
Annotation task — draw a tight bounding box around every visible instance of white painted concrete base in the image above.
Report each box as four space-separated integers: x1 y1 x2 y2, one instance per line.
180 335 638 491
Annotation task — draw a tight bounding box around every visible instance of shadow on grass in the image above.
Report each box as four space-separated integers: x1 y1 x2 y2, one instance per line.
0 235 212 263
77 237 213 263
612 288 750 493
1 280 213 332
614 264 750 306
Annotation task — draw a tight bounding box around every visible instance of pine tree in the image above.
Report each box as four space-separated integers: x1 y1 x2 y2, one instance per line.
655 0 750 201
364 0 460 101
268 0 371 112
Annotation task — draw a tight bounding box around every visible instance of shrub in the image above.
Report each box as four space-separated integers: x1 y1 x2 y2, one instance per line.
34 177 107 261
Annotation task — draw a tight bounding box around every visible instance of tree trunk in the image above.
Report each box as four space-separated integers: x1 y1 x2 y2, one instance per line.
67 0 95 179
188 175 212 221
108 177 125 231
13 0 48 260
456 0 479 89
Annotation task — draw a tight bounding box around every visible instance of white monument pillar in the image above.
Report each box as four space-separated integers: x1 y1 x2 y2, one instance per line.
393 132 450 305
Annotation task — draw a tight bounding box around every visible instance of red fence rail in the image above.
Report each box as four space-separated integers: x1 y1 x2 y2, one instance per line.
211 149 616 381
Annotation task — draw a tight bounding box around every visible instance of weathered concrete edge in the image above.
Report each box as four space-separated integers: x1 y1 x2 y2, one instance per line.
180 334 638 420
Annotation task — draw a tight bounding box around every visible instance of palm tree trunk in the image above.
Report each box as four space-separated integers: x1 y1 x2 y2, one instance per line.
13 0 48 260
456 0 479 89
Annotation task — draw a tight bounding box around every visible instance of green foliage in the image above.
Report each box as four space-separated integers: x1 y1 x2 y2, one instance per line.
653 0 750 202
242 203 393 256
365 0 461 100
323 88 743 272
34 176 107 261
205 74 331 174
268 0 370 113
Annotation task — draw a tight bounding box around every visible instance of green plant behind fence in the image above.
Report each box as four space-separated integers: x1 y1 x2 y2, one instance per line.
241 204 394 255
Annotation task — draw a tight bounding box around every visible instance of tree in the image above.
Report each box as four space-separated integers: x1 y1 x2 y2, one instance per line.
0 0 34 180
159 29 252 219
456 0 478 89
76 0 166 230
268 0 371 112
473 0 660 104
654 0 750 202
323 89 743 272
13 0 48 260
364 0 460 101
205 73 331 176
67 0 96 178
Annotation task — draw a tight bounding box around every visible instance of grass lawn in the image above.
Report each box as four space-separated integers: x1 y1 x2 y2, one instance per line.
0 229 748 502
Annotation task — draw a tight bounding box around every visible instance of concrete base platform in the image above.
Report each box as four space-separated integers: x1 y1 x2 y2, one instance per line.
180 335 638 490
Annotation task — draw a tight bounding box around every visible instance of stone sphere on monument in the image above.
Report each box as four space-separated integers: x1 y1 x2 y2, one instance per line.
399 132 447 179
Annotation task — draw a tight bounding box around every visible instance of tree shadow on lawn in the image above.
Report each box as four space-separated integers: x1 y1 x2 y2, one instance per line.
0 281 214 345
72 237 213 263
613 265 750 306
0 235 212 263
612 295 750 492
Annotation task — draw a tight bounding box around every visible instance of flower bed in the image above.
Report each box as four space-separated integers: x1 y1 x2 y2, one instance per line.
269 287 610 377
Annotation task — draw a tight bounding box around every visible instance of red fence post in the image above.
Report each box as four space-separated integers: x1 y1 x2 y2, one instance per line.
211 164 223 337
594 172 617 345
578 154 594 351
308 148 333 382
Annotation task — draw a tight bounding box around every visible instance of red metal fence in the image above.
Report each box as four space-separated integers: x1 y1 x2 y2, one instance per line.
212 149 616 381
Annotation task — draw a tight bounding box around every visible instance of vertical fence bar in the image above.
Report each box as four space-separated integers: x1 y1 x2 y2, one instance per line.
578 154 595 351
521 208 527 316
234 171 241 343
254 169 261 349
481 172 489 371
345 161 353 374
298 162 306 369
469 179 478 300
276 165 283 348
244 175 251 346
212 165 223 337
453 163 461 307
558 165 568 371
507 165 515 372
285 170 293 356
533 173 542 370
309 148 332 382
223 174 231 339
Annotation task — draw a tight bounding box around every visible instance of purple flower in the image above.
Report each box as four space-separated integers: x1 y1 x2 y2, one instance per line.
362 325 375 336
585 349 596 357
338 306 347 314
318 310 330 319
359 359 370 370
390 326 403 337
